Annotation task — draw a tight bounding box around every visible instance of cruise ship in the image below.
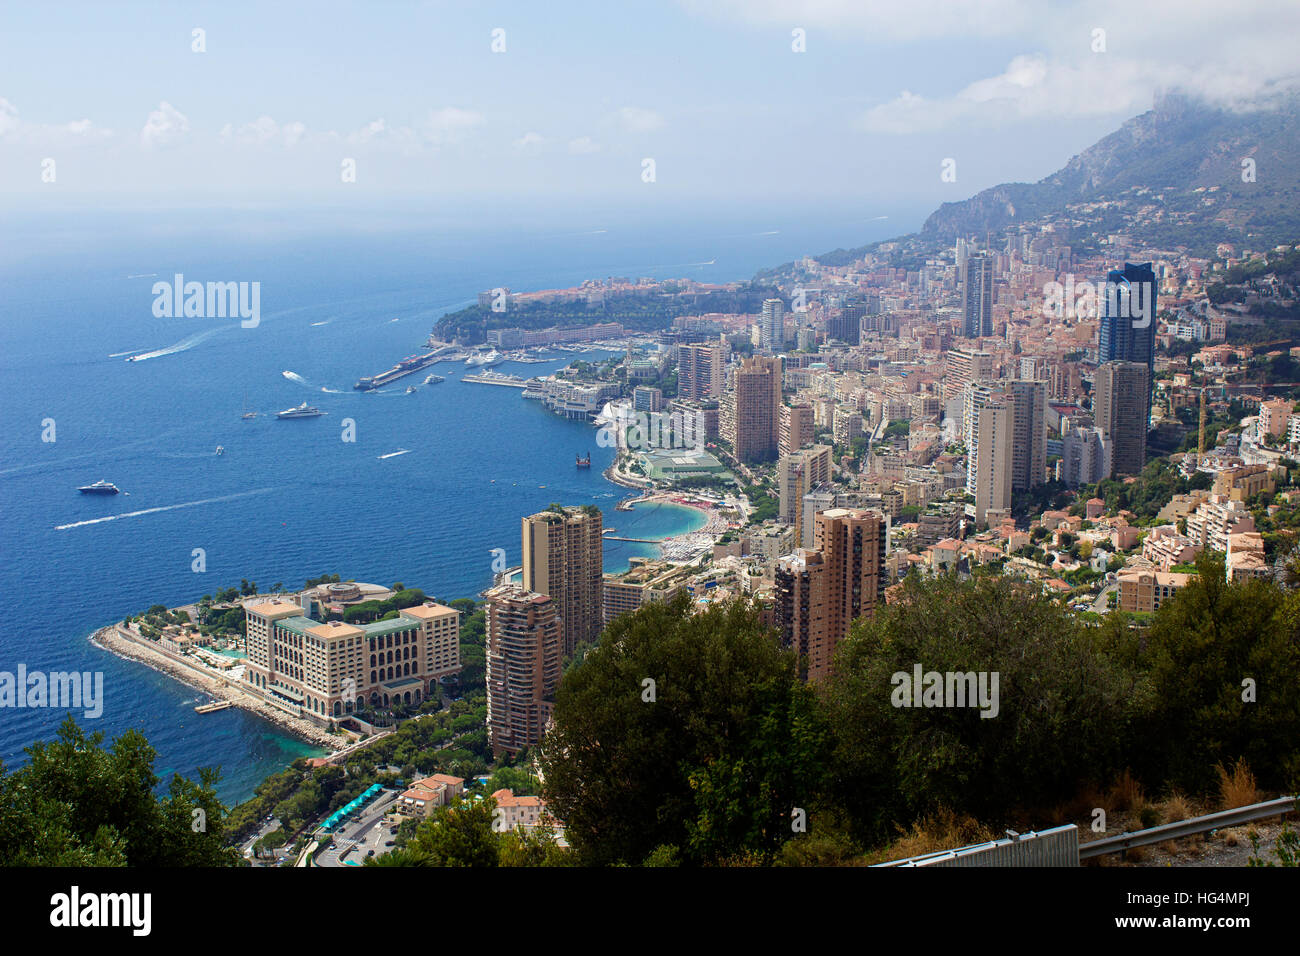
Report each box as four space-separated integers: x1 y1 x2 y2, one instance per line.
78 480 120 495
277 402 324 419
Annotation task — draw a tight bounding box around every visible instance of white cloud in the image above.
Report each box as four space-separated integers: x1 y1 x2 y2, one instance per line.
568 136 601 154
220 115 307 147
426 107 485 145
512 131 544 149
0 97 113 143
615 106 665 133
0 97 19 137
141 101 189 148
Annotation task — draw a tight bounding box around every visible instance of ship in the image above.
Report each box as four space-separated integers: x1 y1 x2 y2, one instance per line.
277 402 324 419
576 452 591 468
481 349 505 367
406 385 417 394
215 445 225 456
354 350 441 391
423 374 445 385
78 480 120 495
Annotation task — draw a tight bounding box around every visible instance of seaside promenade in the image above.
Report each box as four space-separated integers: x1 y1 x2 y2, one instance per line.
91 624 345 751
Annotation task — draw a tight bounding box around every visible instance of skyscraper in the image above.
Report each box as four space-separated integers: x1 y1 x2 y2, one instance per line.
778 444 833 540
961 254 993 338
1094 361 1149 478
779 403 815 457
679 343 724 401
1097 261 1157 421
775 508 886 681
760 298 786 353
827 305 862 345
484 584 562 757
521 505 604 656
721 355 782 463
973 392 1014 527
1007 379 1047 492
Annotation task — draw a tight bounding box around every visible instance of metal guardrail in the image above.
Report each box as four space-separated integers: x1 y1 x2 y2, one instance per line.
875 825 1080 867
1078 795 1298 860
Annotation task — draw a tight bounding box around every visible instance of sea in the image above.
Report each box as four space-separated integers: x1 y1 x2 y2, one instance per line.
0 198 911 803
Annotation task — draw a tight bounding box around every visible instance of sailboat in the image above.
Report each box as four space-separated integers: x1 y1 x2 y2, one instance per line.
241 393 256 420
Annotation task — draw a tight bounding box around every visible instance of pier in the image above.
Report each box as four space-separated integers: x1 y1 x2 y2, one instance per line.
195 699 234 714
462 372 532 388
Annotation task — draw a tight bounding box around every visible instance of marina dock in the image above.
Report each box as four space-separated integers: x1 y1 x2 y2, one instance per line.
195 699 234 714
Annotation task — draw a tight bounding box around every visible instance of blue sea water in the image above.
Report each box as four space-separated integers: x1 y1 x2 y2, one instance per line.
0 200 910 803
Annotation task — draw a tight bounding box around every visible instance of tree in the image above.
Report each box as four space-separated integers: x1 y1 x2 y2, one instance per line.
389 797 500 867
1136 552 1300 793
823 573 1134 842
540 593 832 866
0 718 239 867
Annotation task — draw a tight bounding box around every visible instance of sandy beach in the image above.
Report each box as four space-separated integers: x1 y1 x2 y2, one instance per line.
90 625 344 751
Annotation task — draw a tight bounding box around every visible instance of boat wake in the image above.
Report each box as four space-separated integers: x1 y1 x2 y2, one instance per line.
320 386 344 394
282 370 311 386
55 488 274 530
109 348 148 358
377 449 411 460
128 326 230 362
310 320 332 327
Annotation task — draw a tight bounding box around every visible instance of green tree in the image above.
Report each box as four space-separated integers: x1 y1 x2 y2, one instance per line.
824 574 1133 842
540 593 832 866
0 717 239 867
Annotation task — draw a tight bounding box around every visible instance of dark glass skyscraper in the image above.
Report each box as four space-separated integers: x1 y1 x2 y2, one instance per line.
962 254 992 338
1097 261 1157 422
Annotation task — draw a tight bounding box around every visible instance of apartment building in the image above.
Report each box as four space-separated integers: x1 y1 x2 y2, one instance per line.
1118 569 1194 613
602 557 691 624
484 585 562 757
522 505 604 656
679 343 725 401
721 356 782 463
1094 361 1149 477
778 444 833 543
779 403 815 457
1185 494 1256 552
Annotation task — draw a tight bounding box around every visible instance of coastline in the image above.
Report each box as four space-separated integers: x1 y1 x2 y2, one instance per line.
90 625 341 752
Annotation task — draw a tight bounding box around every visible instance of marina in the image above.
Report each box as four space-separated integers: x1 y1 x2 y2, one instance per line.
462 371 534 388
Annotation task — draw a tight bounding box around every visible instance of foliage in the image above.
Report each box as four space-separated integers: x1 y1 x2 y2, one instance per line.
0 718 239 866
540 593 832 865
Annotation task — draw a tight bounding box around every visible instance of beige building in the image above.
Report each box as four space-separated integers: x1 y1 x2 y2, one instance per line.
1118 569 1194 613
522 505 604 656
243 597 460 725
721 355 782 463
1212 464 1274 502
973 393 1014 528
779 403 815 457
679 343 725 401
485 585 562 758
398 774 465 817
778 444 833 539
603 558 691 624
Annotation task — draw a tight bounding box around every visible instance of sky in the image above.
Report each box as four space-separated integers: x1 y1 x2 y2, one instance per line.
1 0 1298 218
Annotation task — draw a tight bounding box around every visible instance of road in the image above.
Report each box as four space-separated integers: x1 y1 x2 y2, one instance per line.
314 790 400 868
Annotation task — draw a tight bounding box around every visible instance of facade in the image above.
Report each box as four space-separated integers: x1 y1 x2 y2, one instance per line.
973 393 1014 528
398 774 465 817
961 255 993 338
1097 262 1156 377
946 349 994 401
1007 379 1048 492
243 597 460 725
632 385 663 413
1185 494 1256 552
1118 569 1193 613
779 403 815 457
775 508 886 681
778 444 833 542
1061 425 1111 487
521 506 604 656
679 343 725 401
759 298 786 353
1094 361 1149 477
484 585 562 757
602 557 691 624
721 355 782 463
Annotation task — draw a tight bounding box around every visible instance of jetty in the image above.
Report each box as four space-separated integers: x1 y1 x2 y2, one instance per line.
195 699 234 714
463 371 532 388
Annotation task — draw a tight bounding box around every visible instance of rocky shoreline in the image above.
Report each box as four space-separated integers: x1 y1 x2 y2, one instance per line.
90 625 342 752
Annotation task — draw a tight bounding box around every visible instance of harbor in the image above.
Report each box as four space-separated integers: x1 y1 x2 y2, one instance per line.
462 371 534 388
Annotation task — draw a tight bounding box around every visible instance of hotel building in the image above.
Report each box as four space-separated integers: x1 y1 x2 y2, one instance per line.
484 585 563 758
243 597 460 725
522 505 604 656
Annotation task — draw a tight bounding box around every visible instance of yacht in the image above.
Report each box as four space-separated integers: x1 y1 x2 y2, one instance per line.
277 402 324 419
78 480 120 495
481 349 505 367
215 445 225 456
406 385 417 394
